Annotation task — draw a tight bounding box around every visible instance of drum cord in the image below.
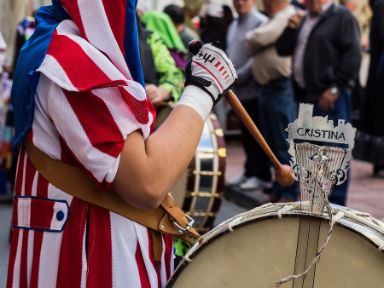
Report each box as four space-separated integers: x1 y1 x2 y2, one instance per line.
272 151 340 288
272 200 335 288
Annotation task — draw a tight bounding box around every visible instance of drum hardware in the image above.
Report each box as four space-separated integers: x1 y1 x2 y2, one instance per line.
187 212 216 218
217 148 227 158
192 171 222 176
172 214 196 234
188 192 221 198
214 128 224 137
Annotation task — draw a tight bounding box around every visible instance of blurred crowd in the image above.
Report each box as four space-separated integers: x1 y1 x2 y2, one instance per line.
0 0 383 206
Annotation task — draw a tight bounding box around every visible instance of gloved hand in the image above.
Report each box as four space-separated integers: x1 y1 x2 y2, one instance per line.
185 41 237 104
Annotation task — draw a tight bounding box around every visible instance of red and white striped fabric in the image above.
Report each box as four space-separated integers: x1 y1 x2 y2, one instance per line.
7 0 174 287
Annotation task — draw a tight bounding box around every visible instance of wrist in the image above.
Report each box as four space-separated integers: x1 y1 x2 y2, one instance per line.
176 85 213 121
184 74 218 103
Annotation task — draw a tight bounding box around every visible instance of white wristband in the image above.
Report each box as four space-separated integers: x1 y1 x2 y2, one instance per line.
176 85 214 121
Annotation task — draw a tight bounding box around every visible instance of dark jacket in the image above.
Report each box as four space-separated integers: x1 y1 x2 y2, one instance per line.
137 22 158 86
276 4 361 103
361 0 384 135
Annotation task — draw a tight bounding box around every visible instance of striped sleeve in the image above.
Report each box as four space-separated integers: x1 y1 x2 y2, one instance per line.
37 20 153 136
40 75 142 185
34 20 155 185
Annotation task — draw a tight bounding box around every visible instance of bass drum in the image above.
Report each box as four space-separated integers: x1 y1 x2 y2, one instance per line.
167 203 384 288
155 105 226 233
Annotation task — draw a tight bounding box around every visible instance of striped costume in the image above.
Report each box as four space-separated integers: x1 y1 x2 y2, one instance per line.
8 0 173 287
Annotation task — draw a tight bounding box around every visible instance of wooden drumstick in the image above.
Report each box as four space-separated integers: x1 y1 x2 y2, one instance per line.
226 90 295 187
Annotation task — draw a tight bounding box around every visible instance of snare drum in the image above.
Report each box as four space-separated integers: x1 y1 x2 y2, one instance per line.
168 203 384 288
155 105 226 233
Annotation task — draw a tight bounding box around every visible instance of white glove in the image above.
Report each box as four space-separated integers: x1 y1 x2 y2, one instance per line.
186 42 237 103
178 42 237 120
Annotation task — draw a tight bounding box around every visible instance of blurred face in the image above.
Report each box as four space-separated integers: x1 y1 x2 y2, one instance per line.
342 0 357 12
233 0 255 15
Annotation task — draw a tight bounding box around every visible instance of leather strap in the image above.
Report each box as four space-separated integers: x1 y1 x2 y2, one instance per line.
25 141 201 260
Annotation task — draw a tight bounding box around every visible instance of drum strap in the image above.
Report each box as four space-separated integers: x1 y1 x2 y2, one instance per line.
25 140 201 261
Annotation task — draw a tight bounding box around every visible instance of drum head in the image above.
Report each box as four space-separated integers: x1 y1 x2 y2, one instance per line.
168 214 384 288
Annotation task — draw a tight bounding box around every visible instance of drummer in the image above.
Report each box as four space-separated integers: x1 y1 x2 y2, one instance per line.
7 1 236 287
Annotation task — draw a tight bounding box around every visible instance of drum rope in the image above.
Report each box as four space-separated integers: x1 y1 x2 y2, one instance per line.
273 146 343 288
272 200 336 288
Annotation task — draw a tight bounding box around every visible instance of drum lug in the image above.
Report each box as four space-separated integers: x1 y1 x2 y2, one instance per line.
172 215 195 234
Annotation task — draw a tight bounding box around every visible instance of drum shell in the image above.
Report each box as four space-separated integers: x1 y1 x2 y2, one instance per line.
182 114 226 233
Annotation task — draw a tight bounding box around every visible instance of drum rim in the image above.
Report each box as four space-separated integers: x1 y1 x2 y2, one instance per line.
168 208 384 287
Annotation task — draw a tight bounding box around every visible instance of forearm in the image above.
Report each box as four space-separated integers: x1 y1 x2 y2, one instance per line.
113 105 204 209
246 22 283 50
146 105 203 186
114 42 236 210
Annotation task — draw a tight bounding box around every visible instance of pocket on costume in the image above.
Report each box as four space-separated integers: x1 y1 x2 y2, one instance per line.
12 196 70 232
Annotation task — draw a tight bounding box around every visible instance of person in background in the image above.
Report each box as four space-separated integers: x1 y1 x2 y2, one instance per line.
276 0 361 205
245 0 298 202
183 0 204 33
291 0 306 10
0 33 11 100
339 0 370 128
12 15 36 75
140 11 188 69
137 15 184 106
226 0 272 192
0 32 14 198
164 4 200 48
359 0 384 177
200 2 233 134
184 0 205 19
200 3 233 50
340 0 371 50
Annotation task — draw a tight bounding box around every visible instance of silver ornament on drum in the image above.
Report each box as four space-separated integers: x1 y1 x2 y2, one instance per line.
286 104 356 214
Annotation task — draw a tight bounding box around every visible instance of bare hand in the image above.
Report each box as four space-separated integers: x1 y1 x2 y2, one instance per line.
318 88 338 111
288 11 305 29
145 84 159 102
145 84 171 107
